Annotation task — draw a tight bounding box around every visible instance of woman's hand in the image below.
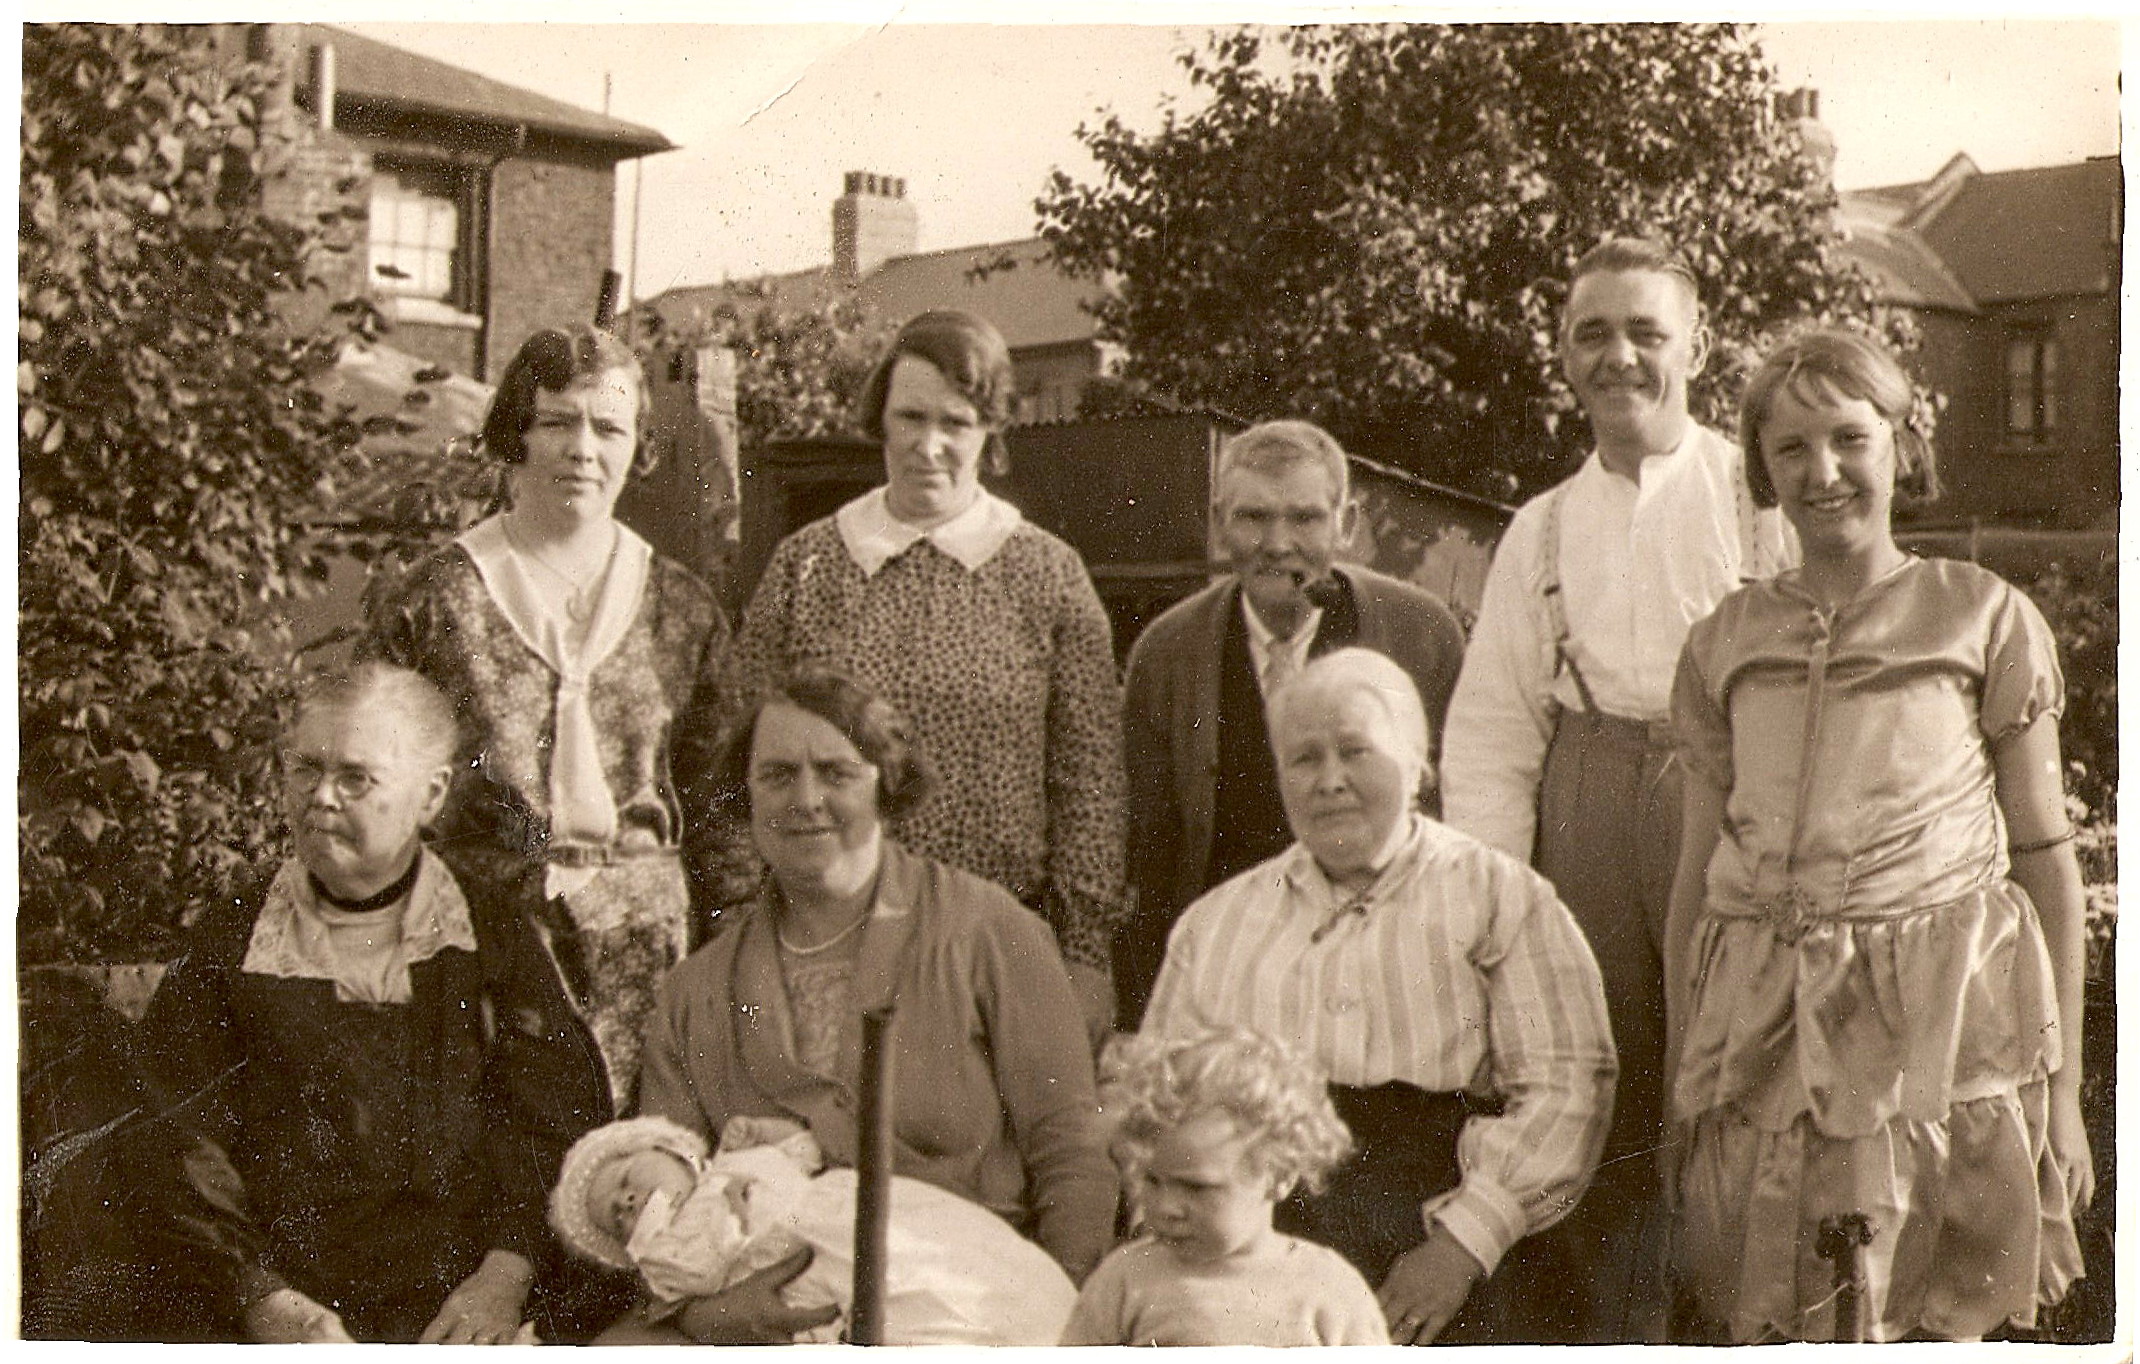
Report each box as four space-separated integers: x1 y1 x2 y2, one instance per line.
420 1249 534 1344
2050 1082 2096 1212
244 1287 356 1343
1376 1226 1486 1345
675 1245 841 1344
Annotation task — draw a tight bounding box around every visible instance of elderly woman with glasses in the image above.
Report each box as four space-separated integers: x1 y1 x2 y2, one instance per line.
132 664 609 1343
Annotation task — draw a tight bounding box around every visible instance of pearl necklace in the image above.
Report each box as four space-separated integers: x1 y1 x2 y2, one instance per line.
776 911 870 958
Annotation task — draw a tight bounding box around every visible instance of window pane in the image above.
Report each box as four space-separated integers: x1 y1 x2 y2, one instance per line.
2005 339 2035 434
2041 339 2060 432
368 167 461 302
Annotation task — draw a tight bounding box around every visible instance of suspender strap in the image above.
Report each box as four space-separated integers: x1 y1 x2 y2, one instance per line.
1539 482 1601 715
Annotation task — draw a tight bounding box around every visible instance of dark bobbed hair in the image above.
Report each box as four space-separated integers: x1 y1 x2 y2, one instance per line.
481 324 656 478
715 666 936 821
856 310 1015 476
1738 326 1939 509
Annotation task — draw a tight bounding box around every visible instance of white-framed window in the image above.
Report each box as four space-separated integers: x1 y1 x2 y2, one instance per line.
368 162 469 305
2004 333 2060 441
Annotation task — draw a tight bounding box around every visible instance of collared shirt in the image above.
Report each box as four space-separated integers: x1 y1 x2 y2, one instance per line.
1143 815 1614 1275
834 486 1025 577
1241 594 1322 699
1441 424 1797 860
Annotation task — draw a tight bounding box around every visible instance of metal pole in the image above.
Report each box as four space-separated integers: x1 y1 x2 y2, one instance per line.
594 270 621 330
851 1006 895 1344
1815 1212 1874 1342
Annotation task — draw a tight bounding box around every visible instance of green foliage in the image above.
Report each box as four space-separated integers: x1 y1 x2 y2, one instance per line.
2012 554 2118 980
636 283 888 455
19 24 364 962
2011 557 2118 823
1037 23 1883 502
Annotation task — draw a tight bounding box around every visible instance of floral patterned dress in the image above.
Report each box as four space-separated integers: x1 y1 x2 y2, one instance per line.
363 519 732 1111
730 495 1125 969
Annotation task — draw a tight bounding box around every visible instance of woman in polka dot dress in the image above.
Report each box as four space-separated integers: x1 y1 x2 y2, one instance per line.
730 310 1125 1041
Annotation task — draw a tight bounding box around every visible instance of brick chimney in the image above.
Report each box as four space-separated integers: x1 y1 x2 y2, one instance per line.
1775 87 1836 185
833 171 918 281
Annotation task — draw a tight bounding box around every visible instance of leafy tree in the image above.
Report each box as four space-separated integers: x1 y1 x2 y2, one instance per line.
19 24 368 962
637 283 889 455
1037 23 1883 501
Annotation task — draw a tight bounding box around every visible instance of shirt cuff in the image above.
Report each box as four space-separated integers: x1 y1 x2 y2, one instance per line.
1425 1174 1528 1276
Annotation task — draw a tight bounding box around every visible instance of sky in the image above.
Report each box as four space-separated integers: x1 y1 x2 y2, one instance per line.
53 6 2123 305
329 11 2122 304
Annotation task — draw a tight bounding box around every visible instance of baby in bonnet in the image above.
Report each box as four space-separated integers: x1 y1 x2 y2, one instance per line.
549 1114 1075 1345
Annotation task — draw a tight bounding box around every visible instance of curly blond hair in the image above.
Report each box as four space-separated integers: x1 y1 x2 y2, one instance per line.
1100 1027 1353 1201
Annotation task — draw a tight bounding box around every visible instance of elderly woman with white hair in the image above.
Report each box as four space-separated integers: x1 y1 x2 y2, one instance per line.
1142 647 1615 1345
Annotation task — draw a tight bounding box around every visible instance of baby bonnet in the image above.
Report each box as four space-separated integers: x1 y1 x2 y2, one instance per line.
550 1114 710 1270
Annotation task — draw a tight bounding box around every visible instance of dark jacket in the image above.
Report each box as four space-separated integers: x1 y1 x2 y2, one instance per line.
1118 564 1465 1024
129 855 612 1342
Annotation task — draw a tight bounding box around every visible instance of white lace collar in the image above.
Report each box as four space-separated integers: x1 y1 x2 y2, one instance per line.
242 848 476 1005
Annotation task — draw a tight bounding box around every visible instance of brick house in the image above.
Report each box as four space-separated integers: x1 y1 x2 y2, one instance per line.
1839 154 2121 530
646 171 1115 423
229 23 672 383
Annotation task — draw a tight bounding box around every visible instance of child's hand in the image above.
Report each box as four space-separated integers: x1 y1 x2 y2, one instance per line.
1376 1228 1485 1345
244 1287 356 1344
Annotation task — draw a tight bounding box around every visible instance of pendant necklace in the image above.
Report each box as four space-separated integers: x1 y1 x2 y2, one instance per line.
504 520 611 622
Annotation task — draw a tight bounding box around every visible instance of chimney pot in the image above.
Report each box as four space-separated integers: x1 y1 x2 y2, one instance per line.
833 169 919 280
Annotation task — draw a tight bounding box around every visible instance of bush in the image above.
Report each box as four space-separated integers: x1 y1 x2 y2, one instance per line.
2001 555 2117 982
18 25 365 963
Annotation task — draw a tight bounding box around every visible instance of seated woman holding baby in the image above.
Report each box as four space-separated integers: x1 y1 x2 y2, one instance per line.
596 667 1116 1343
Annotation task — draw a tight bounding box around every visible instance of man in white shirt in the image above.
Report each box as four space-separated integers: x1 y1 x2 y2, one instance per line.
1441 238 1794 1343
1117 421 1464 1027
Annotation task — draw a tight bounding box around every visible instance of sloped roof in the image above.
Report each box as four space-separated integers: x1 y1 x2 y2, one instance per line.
651 267 843 332
312 25 672 157
1839 180 1922 230
1914 158 2120 303
647 238 1104 353
856 239 1104 351
1836 220 1977 312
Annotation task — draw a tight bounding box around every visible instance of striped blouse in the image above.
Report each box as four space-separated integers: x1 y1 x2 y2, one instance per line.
1144 814 1615 1274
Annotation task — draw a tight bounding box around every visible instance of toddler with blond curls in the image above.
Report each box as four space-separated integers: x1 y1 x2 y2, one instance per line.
1062 1027 1388 1346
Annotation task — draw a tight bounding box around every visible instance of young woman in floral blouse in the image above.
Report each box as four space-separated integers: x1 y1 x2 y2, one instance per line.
364 324 731 1112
